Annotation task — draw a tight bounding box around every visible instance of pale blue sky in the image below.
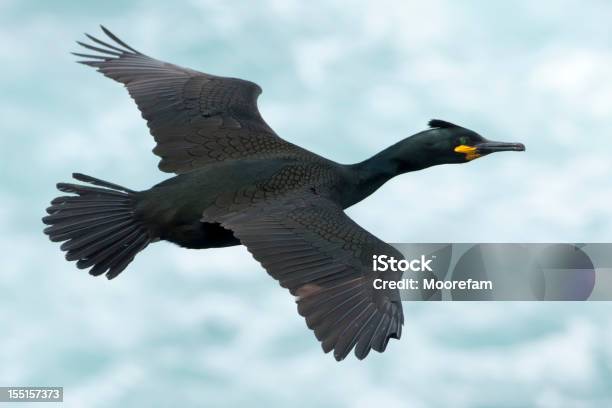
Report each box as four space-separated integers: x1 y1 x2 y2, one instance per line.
1 1 612 407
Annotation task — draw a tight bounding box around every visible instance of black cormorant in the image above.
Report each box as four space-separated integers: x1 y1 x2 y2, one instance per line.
43 27 525 361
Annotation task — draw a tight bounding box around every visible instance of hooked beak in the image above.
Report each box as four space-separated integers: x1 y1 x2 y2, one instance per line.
475 141 526 154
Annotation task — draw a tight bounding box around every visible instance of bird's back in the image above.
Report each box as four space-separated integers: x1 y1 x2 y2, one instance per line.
134 156 346 248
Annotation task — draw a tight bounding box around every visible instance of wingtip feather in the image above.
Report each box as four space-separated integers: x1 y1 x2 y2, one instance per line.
99 25 140 54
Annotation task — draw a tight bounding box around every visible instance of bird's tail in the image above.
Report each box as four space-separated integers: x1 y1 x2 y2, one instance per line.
43 173 152 279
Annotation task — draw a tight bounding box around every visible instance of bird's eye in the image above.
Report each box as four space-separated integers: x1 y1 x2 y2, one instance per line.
458 136 469 145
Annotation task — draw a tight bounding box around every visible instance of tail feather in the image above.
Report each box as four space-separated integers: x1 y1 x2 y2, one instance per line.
72 172 136 193
56 182 128 198
46 201 132 213
45 206 130 221
49 196 130 207
43 173 151 279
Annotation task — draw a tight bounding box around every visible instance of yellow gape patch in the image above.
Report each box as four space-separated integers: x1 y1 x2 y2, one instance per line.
454 145 481 161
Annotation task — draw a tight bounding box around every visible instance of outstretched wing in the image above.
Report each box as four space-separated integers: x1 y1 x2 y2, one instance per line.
203 194 404 361
73 26 307 174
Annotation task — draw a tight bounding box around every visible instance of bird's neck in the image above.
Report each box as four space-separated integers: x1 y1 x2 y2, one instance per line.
342 137 431 207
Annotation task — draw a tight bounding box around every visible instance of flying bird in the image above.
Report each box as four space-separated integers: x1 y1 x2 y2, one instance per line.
43 26 525 361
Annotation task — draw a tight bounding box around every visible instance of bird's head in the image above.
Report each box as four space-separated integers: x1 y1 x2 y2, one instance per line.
351 118 526 192
416 119 526 165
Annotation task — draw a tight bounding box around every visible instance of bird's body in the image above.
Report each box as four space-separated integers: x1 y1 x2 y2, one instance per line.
136 156 344 249
43 27 524 361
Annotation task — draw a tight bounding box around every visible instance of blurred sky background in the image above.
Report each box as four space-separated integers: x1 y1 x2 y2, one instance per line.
1 0 612 407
